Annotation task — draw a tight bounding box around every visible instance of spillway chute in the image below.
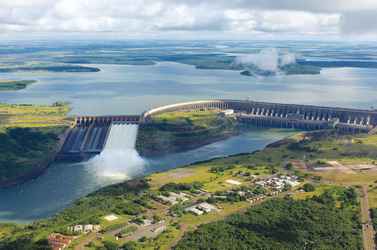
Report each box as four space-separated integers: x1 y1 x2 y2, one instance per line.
88 122 146 180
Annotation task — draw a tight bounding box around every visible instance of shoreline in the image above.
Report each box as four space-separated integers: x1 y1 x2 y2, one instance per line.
138 130 239 158
0 127 296 189
0 129 296 224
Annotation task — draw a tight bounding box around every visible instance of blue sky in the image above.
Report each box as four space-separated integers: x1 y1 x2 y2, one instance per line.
1 0 377 40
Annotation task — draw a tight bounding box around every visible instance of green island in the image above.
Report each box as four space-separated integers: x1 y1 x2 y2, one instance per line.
0 80 36 91
136 110 240 157
0 102 71 187
53 53 322 76
3 124 377 249
0 65 100 73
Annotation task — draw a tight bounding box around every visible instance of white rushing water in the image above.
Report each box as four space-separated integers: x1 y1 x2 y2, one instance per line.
89 123 146 180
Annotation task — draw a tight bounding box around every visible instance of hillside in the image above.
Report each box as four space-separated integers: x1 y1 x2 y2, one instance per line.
0 103 71 187
136 110 239 157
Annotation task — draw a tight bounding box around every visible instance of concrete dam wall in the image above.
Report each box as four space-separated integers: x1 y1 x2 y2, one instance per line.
58 115 140 161
58 100 377 160
143 100 377 132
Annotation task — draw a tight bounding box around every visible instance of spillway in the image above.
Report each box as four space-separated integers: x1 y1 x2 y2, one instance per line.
58 99 377 162
105 123 139 150
88 123 146 179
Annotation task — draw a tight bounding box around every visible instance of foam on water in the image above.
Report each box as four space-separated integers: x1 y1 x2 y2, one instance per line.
89 123 146 180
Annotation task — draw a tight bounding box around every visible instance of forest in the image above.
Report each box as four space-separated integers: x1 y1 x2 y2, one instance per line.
175 188 362 250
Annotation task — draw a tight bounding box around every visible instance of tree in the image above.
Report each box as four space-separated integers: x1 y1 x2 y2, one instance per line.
303 183 315 192
123 242 137 250
103 241 118 250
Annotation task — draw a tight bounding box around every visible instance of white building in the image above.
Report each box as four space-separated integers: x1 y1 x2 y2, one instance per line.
197 202 218 213
84 224 93 233
226 179 242 185
73 225 83 233
69 224 101 234
185 202 218 215
185 206 204 216
157 192 189 205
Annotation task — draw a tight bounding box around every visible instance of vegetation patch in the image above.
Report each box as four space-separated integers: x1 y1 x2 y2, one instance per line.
0 80 36 91
136 110 239 157
175 189 361 250
0 102 70 186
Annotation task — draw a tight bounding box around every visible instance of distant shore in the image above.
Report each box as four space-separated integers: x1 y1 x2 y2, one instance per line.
0 80 36 91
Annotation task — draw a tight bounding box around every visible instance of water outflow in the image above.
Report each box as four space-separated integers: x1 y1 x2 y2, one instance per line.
89 123 146 180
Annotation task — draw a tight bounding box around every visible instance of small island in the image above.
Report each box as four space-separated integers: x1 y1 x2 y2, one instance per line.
0 80 36 91
0 65 100 73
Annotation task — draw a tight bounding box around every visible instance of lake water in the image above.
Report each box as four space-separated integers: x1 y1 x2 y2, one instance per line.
1 59 377 223
1 62 377 115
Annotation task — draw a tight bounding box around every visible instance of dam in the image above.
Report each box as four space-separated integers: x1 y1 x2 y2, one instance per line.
58 100 377 160
58 115 140 161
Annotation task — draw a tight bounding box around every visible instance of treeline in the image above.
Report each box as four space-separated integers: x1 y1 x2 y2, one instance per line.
175 188 362 250
0 128 59 183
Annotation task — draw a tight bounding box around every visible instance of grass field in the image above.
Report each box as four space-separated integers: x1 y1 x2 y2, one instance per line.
0 103 71 129
152 110 222 129
150 159 274 193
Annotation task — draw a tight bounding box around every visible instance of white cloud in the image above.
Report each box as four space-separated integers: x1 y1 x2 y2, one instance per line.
0 0 375 38
234 48 297 72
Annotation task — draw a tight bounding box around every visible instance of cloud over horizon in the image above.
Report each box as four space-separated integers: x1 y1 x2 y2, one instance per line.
0 0 376 39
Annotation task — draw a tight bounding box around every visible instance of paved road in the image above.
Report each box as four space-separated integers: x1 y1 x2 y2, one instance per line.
360 185 376 250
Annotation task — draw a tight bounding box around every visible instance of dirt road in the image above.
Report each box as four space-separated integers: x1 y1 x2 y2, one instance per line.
360 185 376 250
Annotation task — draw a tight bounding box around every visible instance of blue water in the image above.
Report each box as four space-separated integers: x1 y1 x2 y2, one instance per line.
1 40 377 223
1 62 377 114
0 129 293 223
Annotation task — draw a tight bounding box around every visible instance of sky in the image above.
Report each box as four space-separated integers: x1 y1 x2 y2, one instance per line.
0 0 377 40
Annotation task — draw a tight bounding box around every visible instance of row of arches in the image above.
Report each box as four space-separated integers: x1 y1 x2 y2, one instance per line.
143 99 377 127
76 115 140 127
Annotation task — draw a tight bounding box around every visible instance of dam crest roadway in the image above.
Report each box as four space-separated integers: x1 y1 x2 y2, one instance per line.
58 99 377 161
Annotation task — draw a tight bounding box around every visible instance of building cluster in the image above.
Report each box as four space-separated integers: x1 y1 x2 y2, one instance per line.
255 175 299 191
68 224 101 234
156 192 189 205
184 202 218 216
48 233 74 250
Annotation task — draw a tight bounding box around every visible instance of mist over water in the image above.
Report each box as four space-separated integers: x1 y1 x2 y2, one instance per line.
89 123 146 180
234 48 296 72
